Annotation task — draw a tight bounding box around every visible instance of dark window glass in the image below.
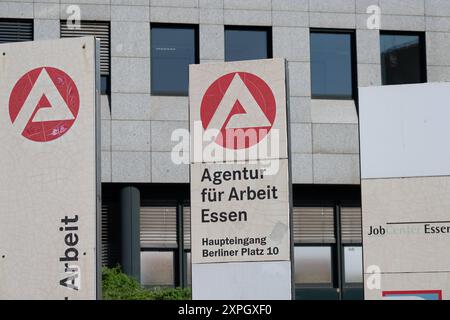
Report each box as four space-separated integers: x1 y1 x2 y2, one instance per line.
151 25 198 96
380 33 425 85
225 27 271 62
101 75 110 95
310 31 354 99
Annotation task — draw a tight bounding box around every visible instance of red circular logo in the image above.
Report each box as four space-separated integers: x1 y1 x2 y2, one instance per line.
200 72 276 149
9 67 80 142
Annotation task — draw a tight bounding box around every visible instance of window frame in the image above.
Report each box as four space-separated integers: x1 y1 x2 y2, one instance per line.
224 25 273 62
379 30 427 86
293 203 337 288
309 28 358 101
150 23 199 97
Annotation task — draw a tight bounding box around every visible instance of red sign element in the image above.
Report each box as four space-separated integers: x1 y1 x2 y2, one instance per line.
200 72 276 149
9 67 80 142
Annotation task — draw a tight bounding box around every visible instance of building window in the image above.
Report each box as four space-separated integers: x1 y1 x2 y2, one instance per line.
140 206 177 287
60 20 110 95
151 24 199 96
0 19 33 43
380 32 426 85
343 246 363 285
293 207 335 287
310 30 356 99
186 251 192 287
341 207 363 287
225 26 272 62
140 251 175 287
294 246 333 286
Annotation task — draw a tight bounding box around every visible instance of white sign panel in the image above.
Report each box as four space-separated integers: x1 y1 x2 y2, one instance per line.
0 37 99 299
191 160 290 264
359 83 450 179
359 83 450 300
189 58 292 299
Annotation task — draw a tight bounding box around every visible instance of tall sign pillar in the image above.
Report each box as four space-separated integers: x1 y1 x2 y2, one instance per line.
0 37 100 300
360 83 450 300
189 58 293 300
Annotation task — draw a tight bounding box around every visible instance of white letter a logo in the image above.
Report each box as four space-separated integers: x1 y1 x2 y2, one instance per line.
13 68 75 134
207 74 271 131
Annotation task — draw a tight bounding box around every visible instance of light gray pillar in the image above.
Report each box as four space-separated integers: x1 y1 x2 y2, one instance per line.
120 186 140 281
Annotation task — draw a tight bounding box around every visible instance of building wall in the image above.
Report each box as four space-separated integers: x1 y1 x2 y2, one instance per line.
2 0 450 185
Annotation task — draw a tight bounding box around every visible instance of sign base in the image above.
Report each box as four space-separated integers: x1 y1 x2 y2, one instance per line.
192 261 292 300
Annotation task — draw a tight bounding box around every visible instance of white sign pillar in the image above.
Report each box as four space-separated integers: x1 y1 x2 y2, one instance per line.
0 37 100 300
189 59 293 300
359 83 450 300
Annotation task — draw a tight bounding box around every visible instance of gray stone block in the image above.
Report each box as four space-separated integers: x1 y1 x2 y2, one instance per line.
427 66 450 82
151 152 189 183
61 0 110 4
288 97 311 123
111 120 151 151
426 17 450 32
101 151 112 183
312 124 359 154
149 96 189 121
356 0 380 13
311 99 359 124
356 29 380 64
101 119 111 151
224 0 271 11
272 11 309 27
111 21 150 58
112 0 149 5
111 93 151 120
111 57 150 93
374 14 425 30
290 123 312 153
34 3 59 19
287 62 311 97
200 24 224 60
60 3 111 20
358 63 382 87
111 5 150 22
0 1 33 18
34 19 60 40
309 0 356 13
273 27 309 62
291 153 313 184
380 0 425 16
272 0 309 11
151 0 199 8
427 32 450 66
224 9 271 26
313 154 360 184
112 151 151 182
151 120 189 152
200 8 224 24
426 0 450 17
150 6 199 23
310 12 356 28
199 0 223 9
